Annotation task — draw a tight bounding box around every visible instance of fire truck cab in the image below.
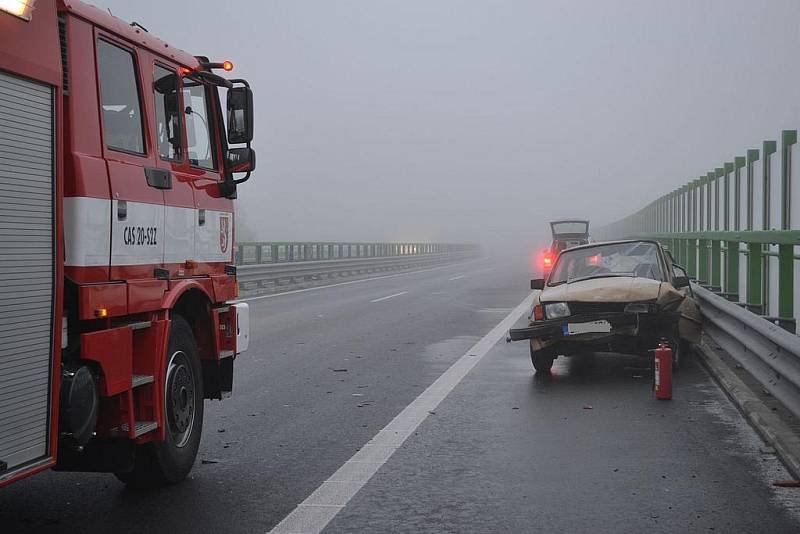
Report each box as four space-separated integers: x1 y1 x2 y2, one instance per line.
1 0 254 487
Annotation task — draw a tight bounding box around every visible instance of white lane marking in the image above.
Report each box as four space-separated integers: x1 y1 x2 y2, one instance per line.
448 274 465 281
237 258 487 303
268 292 535 534
370 291 408 303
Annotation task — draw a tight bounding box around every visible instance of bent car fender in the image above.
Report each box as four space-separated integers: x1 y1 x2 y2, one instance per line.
656 283 702 343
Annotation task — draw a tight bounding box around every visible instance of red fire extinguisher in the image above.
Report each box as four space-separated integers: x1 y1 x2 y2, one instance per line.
654 342 672 400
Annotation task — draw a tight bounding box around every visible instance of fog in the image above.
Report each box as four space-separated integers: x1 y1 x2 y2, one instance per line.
93 0 800 251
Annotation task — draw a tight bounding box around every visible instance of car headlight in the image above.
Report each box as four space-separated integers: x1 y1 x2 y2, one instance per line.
545 302 570 319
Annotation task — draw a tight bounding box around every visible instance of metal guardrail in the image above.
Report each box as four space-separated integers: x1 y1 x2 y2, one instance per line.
694 283 800 420
237 251 477 293
597 127 799 333
236 241 477 265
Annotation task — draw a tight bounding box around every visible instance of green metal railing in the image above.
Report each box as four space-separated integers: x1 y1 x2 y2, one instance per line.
598 129 800 332
236 241 479 265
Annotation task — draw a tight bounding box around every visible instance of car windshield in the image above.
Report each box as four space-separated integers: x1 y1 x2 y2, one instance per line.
548 241 663 285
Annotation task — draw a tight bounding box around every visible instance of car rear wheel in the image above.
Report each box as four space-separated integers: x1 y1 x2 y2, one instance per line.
530 345 555 373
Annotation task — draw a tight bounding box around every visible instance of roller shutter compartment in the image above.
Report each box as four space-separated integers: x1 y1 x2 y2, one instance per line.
0 70 55 476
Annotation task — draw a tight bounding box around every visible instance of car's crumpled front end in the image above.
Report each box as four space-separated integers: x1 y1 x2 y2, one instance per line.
509 276 700 356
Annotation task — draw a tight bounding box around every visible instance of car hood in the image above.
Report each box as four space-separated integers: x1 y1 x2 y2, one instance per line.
540 276 662 303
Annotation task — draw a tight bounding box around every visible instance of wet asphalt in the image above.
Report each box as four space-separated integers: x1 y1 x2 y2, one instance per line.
1 255 798 533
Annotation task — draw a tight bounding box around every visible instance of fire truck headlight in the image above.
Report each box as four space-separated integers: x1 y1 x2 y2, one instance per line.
0 0 36 21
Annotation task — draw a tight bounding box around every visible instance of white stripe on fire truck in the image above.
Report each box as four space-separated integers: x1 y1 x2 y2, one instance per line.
63 197 233 267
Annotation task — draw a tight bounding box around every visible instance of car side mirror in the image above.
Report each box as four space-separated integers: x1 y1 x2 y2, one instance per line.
226 86 253 144
531 279 545 290
225 147 256 174
673 276 690 289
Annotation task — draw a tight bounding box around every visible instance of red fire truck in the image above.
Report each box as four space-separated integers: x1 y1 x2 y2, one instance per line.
0 0 254 488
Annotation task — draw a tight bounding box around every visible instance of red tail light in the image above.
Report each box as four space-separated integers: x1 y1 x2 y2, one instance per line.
543 254 552 266
533 305 544 321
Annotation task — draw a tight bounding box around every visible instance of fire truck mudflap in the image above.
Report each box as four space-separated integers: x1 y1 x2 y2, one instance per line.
0 71 56 478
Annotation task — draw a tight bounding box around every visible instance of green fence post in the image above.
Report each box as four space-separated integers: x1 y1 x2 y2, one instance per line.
762 140 777 311
687 237 698 279
715 167 724 231
732 158 744 230
746 242 762 314
746 149 759 231
711 240 721 289
781 130 797 230
777 131 796 320
778 244 794 319
726 239 739 298
706 171 715 231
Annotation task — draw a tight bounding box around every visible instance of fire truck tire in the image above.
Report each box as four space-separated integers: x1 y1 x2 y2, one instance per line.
530 347 555 373
115 315 204 487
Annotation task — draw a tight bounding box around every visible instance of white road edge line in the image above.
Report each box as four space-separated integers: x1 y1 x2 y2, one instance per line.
369 291 408 303
267 291 535 534
236 257 489 303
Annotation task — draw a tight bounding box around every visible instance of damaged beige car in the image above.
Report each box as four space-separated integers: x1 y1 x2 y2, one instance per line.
509 240 701 373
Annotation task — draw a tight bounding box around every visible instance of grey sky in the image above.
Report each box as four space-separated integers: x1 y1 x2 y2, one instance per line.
93 0 800 248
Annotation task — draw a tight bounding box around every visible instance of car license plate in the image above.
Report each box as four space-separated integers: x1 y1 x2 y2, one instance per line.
563 320 612 336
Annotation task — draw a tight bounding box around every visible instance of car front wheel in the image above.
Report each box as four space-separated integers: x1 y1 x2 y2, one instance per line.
530 345 555 373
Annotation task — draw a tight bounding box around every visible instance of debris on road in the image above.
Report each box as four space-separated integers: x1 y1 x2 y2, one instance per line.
772 480 800 488
583 405 593 410
331 368 348 372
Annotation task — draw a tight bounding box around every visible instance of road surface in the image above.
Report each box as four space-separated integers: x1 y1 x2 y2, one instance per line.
2 256 798 533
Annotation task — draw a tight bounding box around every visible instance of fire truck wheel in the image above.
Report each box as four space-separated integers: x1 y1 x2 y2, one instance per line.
115 315 204 487
530 347 555 373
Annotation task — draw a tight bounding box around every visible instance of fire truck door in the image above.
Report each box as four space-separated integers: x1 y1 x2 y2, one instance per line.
177 81 232 270
96 37 165 279
152 62 194 273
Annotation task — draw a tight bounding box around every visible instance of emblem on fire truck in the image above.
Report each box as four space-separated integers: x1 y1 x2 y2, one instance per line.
220 215 230 253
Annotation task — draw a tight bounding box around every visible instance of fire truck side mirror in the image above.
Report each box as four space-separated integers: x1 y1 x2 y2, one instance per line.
226 86 253 144
225 147 256 174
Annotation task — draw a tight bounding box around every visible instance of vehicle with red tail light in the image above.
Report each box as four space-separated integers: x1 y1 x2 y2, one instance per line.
1 0 254 488
540 219 590 278
510 240 700 373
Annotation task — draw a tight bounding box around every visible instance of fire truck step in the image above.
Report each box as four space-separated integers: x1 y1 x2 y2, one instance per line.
131 374 154 388
111 421 158 438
